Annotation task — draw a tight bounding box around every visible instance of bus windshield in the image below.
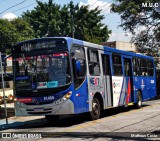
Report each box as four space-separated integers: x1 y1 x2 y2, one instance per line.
14 52 71 90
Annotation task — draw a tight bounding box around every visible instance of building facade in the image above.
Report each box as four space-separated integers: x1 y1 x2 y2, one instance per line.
101 41 137 52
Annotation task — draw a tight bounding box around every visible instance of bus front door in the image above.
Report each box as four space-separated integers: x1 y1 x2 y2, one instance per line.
102 54 113 107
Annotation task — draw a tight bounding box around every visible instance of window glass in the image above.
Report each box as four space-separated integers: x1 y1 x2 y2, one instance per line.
88 49 99 62
141 59 147 76
141 59 147 67
148 60 154 76
14 53 71 90
112 54 122 76
133 58 154 76
102 54 110 75
71 46 86 89
133 58 137 66
88 49 100 75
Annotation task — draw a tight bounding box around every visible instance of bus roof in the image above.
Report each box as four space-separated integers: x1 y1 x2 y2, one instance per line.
13 37 154 60
65 37 154 60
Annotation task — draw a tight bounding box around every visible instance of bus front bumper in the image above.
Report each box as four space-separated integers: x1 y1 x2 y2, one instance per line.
14 99 74 116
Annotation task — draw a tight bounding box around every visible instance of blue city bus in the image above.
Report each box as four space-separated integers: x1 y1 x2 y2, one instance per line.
10 37 156 121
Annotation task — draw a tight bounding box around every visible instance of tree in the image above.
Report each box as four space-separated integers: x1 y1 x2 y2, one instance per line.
22 0 62 37
111 0 160 56
0 19 17 52
0 18 34 53
22 0 111 44
69 2 111 43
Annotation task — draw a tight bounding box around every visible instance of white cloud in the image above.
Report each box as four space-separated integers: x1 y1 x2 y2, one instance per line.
108 32 132 42
79 0 111 15
2 12 17 20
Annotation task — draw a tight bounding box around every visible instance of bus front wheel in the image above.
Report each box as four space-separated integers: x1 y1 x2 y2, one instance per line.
134 91 142 109
45 115 60 123
90 97 101 120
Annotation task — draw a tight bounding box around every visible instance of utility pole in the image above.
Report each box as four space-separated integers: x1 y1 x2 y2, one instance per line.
71 13 74 38
70 1 74 38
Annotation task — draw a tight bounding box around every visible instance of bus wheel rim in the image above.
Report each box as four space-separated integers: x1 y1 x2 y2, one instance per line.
138 95 142 106
92 100 99 117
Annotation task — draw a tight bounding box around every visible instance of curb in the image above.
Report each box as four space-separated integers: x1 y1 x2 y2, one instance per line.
0 120 25 131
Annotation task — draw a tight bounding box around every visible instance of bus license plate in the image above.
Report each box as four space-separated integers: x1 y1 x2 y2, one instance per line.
34 108 44 112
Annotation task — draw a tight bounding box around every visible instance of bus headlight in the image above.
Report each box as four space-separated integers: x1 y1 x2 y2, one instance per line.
63 91 72 100
53 91 72 105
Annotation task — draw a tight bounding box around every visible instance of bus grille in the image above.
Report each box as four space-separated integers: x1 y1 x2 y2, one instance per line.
27 111 52 114
25 101 53 105
26 108 52 114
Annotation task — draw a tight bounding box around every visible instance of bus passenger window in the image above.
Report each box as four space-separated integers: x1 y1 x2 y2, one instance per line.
133 57 142 76
141 59 147 76
88 49 100 75
148 60 154 76
112 54 122 76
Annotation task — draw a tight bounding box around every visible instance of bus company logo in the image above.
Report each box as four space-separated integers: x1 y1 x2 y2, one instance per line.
113 82 120 88
141 79 145 90
32 98 40 105
90 77 100 85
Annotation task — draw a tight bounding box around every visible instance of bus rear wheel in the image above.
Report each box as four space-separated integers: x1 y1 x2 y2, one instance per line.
90 97 101 120
134 91 142 109
45 115 60 123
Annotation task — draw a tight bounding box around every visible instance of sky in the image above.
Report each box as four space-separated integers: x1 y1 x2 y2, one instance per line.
0 0 132 42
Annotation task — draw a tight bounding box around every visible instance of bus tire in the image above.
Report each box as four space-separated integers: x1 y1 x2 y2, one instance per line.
45 115 60 123
134 91 142 109
90 97 101 120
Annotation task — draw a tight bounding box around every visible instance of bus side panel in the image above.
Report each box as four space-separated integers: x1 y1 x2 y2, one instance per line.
120 76 133 105
134 77 150 101
112 76 123 107
74 78 89 114
148 76 157 99
112 76 132 107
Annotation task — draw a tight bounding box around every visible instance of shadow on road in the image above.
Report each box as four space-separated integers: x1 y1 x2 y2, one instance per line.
13 104 150 130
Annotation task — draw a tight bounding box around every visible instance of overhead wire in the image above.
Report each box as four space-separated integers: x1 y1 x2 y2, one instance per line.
0 0 27 15
100 0 113 16
11 3 36 13
11 0 44 13
89 0 98 8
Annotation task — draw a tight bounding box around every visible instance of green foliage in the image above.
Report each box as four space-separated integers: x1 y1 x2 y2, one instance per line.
111 0 160 56
0 18 34 53
22 0 111 43
0 19 17 50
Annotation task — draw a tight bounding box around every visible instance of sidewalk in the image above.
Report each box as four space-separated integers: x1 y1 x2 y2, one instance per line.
0 115 45 131
0 99 45 131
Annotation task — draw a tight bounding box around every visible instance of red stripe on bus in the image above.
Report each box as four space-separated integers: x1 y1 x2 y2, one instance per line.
17 98 32 103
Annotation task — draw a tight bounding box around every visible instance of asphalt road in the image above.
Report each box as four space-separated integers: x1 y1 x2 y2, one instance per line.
1 99 160 141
